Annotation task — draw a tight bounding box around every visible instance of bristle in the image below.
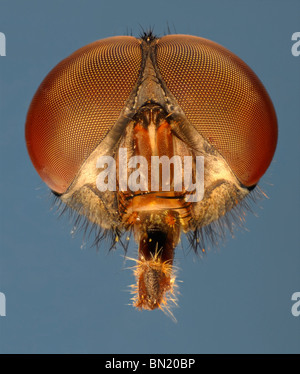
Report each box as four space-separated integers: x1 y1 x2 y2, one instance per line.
186 187 263 254
50 192 128 252
50 184 265 257
127 252 179 322
139 26 157 43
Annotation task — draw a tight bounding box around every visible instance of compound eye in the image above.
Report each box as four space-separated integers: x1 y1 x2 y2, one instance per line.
25 36 142 194
155 35 278 187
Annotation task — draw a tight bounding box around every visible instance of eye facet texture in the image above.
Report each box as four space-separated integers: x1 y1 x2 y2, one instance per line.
156 35 277 186
25 36 142 193
26 34 278 193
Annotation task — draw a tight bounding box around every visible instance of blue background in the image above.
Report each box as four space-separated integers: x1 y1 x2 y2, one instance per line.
0 0 299 354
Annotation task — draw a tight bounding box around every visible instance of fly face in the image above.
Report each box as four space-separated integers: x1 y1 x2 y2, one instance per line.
25 33 278 319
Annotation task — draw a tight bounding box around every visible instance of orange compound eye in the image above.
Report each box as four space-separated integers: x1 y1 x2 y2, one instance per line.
25 36 142 194
155 35 278 187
